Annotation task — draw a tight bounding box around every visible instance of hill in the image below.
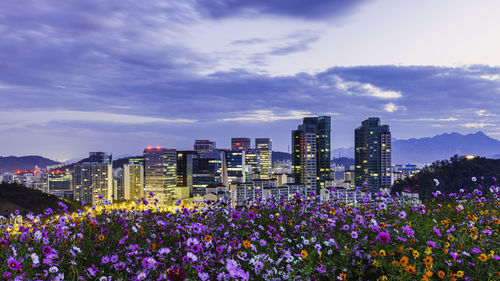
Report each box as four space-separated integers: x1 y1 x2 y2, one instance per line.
391 156 500 199
0 183 80 216
272 151 291 162
0 155 60 173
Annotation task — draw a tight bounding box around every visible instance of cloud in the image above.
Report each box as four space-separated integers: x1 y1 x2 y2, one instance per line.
216 110 311 122
460 122 495 128
475 109 496 117
194 0 369 20
333 75 402 99
384 103 398 112
479 74 500 81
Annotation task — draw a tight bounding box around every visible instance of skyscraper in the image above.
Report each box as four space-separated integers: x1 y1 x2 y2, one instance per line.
73 152 113 205
194 140 216 154
123 163 144 201
177 150 196 196
255 138 272 179
143 147 177 206
225 150 246 183
292 116 331 192
231 138 251 151
354 117 391 192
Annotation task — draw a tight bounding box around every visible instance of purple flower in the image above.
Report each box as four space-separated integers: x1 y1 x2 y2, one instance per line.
351 231 358 239
376 232 391 243
42 246 53 256
471 248 481 254
246 211 255 219
427 240 436 248
198 272 209 281
231 213 240 221
7 257 21 271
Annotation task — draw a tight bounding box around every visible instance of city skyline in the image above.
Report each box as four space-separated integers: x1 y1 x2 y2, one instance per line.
1 0 500 160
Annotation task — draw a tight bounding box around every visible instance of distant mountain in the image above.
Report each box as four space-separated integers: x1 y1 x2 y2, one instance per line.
491 154 500 159
392 131 500 164
0 156 60 173
332 147 354 158
331 157 354 168
272 151 291 162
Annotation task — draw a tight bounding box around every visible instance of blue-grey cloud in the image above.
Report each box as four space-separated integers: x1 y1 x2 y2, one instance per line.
195 0 370 20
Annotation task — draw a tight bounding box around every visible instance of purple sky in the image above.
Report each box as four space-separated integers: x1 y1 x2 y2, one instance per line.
1 0 500 161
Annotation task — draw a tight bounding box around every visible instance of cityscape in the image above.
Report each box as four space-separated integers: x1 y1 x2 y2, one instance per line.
1 116 426 209
1 0 499 280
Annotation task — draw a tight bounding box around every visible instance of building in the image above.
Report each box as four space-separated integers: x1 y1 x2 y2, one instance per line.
230 181 312 207
194 140 216 154
48 169 73 199
391 164 421 185
192 150 226 196
177 151 196 196
225 150 246 184
292 116 331 192
244 148 260 181
113 168 124 201
354 117 391 192
144 147 177 206
256 138 272 179
73 152 113 205
123 162 144 201
231 138 251 152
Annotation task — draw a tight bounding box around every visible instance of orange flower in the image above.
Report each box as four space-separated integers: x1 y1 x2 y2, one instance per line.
371 250 378 257
400 256 409 268
152 243 157 250
479 253 488 262
242 240 251 249
98 234 105 241
406 265 416 274
204 234 213 242
438 271 445 279
338 273 347 280
301 249 308 259
423 256 433 266
391 260 399 268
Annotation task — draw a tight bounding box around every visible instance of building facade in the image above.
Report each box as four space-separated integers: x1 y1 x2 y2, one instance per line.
123 163 144 201
231 138 251 152
354 117 391 192
292 116 331 192
73 152 113 205
143 147 177 206
255 138 272 180
194 140 216 154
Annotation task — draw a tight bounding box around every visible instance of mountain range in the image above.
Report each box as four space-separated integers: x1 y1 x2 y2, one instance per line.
332 131 500 164
1 132 499 172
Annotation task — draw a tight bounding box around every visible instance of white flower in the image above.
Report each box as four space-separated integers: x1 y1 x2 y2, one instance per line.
31 253 39 264
471 177 477 182
434 179 440 186
49 266 58 273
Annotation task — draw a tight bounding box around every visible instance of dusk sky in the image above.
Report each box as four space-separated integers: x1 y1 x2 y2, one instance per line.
1 0 500 161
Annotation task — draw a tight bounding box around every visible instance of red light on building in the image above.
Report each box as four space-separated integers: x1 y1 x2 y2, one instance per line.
16 170 21 174
236 142 241 146
156 146 161 150
147 146 152 150
56 170 61 173
33 170 38 174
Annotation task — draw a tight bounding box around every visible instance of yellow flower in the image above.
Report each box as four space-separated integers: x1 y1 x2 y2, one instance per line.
456 271 464 278
447 235 455 242
444 242 450 248
425 247 433 255
379 249 386 257
412 250 420 259
373 259 380 267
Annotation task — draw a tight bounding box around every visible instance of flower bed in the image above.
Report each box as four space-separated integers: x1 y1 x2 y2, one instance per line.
1 183 499 280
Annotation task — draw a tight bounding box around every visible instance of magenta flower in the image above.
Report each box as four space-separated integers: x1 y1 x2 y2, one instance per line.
7 257 21 271
376 231 391 243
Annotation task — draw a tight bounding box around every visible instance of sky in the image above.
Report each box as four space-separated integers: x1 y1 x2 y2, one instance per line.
1 0 500 161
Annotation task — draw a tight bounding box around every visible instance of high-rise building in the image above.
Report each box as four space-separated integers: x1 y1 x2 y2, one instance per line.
123 163 144 201
292 116 331 192
255 138 272 179
354 117 391 192
73 152 113 205
225 150 246 183
231 138 251 152
177 150 196 196
245 148 260 181
194 140 216 154
192 150 226 196
143 147 177 206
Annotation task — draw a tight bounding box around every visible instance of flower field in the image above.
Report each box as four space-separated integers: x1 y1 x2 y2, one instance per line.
1 181 499 280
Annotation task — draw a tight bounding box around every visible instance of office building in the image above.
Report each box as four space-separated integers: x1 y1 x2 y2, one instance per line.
354 117 391 192
245 148 260 181
73 152 113 205
48 169 73 199
225 150 246 184
231 138 251 152
177 150 196 195
143 147 177 206
292 116 331 192
123 162 144 201
192 150 226 196
194 140 216 154
256 138 272 180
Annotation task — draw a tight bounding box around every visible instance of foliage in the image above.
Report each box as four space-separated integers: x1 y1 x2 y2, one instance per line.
392 156 500 199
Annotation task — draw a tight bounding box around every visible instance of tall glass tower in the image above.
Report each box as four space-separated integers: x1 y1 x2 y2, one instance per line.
255 138 272 180
292 116 331 193
143 147 177 206
354 117 391 192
